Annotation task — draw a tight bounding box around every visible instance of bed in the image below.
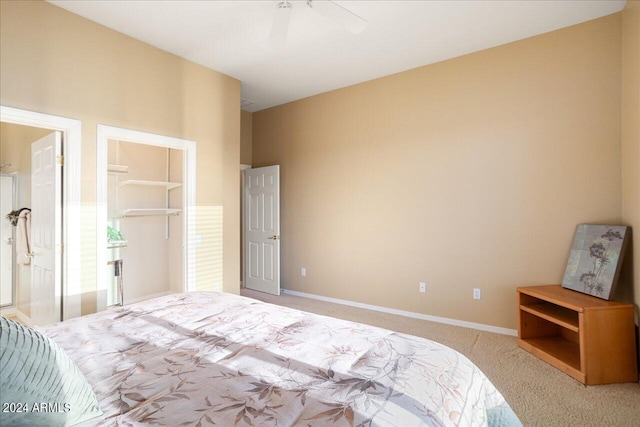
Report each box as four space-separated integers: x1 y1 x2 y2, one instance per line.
2 292 521 426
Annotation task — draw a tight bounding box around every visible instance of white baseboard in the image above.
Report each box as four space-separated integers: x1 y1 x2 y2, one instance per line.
1 307 35 328
14 310 34 327
281 289 517 336
0 306 16 317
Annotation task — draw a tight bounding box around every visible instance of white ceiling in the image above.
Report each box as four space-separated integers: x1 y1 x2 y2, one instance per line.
47 0 626 112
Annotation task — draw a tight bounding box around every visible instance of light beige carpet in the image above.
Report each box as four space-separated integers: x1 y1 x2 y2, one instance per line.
241 288 640 427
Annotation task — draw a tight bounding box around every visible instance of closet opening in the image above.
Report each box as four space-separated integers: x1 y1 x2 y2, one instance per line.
97 125 196 311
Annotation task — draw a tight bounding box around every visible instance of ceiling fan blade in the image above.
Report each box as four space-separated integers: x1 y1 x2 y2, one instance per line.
306 0 367 34
270 1 293 45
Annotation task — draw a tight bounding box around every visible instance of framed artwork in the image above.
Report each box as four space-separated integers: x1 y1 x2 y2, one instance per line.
562 224 630 300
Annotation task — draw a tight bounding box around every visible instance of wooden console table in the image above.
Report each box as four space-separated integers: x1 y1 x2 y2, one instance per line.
517 285 638 385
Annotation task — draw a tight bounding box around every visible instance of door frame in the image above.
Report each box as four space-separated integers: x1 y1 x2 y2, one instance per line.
96 124 196 311
0 105 82 321
240 164 252 288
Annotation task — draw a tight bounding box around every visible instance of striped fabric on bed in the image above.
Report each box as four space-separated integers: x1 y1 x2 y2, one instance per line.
0 317 102 426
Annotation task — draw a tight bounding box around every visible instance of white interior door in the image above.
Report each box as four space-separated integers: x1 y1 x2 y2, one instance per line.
0 176 15 306
31 131 62 325
244 165 280 295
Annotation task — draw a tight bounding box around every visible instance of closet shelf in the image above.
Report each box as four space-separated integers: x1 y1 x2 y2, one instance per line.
117 208 181 218
107 240 128 249
108 164 129 174
118 180 181 190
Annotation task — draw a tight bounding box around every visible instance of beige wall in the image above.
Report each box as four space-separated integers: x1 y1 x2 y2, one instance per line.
253 14 623 330
241 110 253 166
622 2 640 333
1 0 241 315
0 123 52 317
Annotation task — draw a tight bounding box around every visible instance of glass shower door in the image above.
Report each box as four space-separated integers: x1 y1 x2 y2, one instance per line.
0 174 15 307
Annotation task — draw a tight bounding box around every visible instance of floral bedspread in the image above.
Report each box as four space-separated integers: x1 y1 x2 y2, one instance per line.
41 292 517 426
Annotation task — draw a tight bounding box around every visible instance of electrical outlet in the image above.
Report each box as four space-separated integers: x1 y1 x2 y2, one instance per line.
419 282 426 293
301 267 306 277
473 288 481 300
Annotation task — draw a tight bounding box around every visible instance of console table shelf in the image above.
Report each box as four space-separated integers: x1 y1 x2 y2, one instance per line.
517 285 638 385
520 302 578 332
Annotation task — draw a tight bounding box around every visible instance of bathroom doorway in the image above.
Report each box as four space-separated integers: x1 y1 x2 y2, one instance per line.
0 106 82 325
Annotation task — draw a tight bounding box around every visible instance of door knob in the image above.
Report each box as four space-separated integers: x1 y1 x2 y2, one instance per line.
268 235 280 240
26 252 35 259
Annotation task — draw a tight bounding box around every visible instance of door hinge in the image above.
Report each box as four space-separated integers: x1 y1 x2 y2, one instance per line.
57 154 64 166
56 243 64 254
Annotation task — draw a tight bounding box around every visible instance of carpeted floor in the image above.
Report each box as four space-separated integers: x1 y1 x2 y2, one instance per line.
241 288 640 427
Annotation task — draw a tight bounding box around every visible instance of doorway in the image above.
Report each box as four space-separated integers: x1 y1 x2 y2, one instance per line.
96 125 196 311
0 106 82 324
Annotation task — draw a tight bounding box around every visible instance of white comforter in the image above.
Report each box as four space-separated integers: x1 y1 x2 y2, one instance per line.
42 292 519 426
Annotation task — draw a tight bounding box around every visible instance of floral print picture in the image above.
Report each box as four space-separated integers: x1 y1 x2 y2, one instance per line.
562 224 629 300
